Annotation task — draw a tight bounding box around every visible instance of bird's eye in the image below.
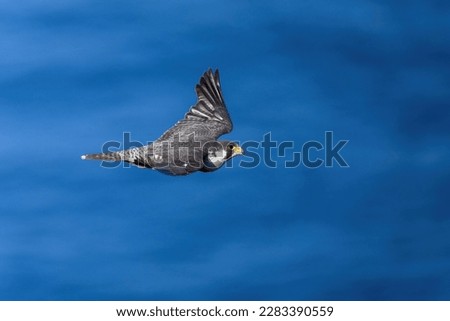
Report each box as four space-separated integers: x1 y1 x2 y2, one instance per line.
227 144 234 150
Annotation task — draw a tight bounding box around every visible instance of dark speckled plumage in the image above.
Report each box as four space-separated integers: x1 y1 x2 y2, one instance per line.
81 69 243 175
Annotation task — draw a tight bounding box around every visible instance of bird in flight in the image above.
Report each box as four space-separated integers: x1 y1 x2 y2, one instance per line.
81 69 243 175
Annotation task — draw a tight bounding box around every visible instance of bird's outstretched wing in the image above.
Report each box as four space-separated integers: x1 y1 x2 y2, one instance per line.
185 69 232 132
157 69 233 142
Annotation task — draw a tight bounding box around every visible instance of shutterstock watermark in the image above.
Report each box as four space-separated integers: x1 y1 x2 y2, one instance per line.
99 131 349 169
238 131 349 169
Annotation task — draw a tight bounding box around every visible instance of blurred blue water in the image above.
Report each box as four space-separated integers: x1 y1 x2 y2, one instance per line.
1 0 449 300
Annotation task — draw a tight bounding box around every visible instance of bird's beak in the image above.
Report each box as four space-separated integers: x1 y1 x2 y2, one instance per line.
232 145 244 156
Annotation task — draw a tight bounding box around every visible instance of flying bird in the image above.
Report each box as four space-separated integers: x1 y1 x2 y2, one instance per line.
81 69 243 175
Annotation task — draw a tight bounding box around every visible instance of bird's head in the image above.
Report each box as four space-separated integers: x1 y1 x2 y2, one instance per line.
202 140 244 171
224 141 244 159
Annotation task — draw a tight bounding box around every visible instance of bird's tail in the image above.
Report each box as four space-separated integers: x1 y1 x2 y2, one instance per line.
81 151 123 161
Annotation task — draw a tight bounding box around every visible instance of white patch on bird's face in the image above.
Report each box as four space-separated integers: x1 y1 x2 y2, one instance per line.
208 148 227 167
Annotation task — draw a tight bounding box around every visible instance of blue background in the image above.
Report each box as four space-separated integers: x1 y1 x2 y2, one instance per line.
1 1 449 300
